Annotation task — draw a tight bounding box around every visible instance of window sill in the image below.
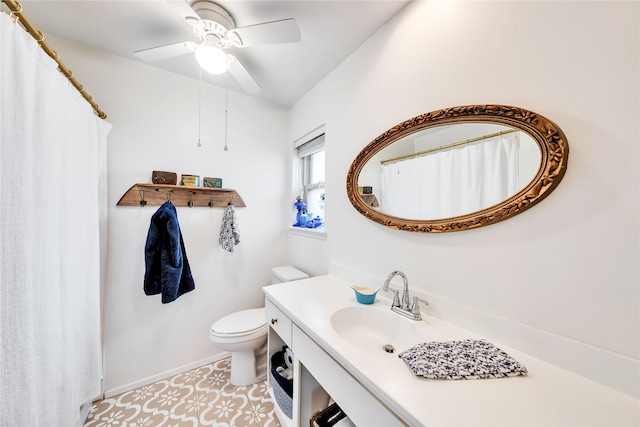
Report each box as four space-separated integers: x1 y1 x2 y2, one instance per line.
288 226 327 240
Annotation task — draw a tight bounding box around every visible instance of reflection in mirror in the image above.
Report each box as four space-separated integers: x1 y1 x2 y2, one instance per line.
346 105 569 233
358 123 541 220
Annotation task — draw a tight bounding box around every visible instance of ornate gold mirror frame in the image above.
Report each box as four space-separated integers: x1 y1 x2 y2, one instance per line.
346 105 569 232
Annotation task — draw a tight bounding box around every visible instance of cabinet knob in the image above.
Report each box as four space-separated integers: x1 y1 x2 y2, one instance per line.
271 318 277 325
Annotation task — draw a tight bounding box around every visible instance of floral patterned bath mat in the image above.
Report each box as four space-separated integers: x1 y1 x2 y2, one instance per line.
398 339 527 380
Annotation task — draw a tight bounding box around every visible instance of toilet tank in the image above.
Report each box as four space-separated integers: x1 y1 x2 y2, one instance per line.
271 266 309 284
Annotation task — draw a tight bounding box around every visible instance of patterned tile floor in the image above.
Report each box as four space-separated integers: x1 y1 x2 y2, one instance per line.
85 357 281 427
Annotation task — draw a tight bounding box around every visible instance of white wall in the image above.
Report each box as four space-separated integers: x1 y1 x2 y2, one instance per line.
288 1 639 398
48 36 290 395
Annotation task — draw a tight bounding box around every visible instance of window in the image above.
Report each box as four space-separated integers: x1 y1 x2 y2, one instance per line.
296 132 325 225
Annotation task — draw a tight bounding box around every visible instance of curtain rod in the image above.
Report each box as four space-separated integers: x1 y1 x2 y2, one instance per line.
381 128 517 165
1 0 107 119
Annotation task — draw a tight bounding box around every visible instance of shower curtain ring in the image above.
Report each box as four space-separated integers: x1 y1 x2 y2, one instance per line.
9 4 22 22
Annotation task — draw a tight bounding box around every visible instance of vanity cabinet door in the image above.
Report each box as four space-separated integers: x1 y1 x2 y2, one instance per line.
265 298 293 346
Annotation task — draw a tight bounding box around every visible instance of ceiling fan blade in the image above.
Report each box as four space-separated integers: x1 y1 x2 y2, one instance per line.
230 18 301 47
167 0 199 21
134 41 197 62
228 56 261 95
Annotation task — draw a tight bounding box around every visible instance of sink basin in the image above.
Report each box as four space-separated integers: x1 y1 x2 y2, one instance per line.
330 306 427 355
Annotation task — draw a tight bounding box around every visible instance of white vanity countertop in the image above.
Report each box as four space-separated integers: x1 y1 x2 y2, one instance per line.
264 275 639 427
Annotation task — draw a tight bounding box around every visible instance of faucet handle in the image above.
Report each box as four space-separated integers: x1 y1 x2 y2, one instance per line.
390 289 401 308
411 296 429 315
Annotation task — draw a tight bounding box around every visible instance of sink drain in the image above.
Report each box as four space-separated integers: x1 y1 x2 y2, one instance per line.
383 344 395 353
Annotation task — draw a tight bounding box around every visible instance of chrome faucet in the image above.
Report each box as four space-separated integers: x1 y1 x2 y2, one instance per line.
383 271 410 310
382 271 428 321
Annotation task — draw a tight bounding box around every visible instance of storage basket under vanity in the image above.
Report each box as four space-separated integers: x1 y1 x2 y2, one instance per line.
270 348 294 419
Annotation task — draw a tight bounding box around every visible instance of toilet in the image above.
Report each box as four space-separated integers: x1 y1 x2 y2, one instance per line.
209 266 309 386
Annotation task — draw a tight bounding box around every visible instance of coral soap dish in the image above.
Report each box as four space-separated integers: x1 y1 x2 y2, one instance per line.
351 286 380 304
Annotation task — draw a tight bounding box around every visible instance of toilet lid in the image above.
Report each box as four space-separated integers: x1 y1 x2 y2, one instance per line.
211 308 266 335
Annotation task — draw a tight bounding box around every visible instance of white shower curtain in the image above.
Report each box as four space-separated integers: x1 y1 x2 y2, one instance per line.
381 133 520 219
0 12 111 427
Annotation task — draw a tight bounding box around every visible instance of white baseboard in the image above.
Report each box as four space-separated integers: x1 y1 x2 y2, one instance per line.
329 262 639 399
104 352 230 398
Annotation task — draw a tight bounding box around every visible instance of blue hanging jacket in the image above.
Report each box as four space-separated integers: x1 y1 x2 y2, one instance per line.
144 202 195 303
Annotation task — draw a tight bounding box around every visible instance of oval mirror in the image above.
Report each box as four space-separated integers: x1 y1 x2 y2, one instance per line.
346 105 569 232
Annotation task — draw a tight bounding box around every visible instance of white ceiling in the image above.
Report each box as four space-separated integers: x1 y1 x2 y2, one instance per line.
16 0 409 106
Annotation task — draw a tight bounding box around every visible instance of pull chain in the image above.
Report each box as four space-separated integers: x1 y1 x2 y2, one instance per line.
197 67 202 148
224 78 229 151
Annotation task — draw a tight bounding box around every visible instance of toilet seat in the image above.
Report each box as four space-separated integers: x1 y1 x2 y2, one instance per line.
210 308 267 339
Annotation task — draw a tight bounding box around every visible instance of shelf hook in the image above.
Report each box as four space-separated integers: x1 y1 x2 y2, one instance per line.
166 191 172 203
187 192 194 208
138 189 147 207
229 193 234 206
209 194 215 208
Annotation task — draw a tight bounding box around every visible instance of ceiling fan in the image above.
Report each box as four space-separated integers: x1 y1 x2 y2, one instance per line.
133 0 301 94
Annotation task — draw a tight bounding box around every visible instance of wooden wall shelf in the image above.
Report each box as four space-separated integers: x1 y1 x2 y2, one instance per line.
117 184 246 208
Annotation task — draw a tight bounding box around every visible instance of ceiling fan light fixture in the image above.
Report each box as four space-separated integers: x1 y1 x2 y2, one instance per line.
195 44 230 75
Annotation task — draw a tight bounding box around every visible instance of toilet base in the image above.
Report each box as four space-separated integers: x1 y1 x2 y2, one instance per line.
229 343 267 386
